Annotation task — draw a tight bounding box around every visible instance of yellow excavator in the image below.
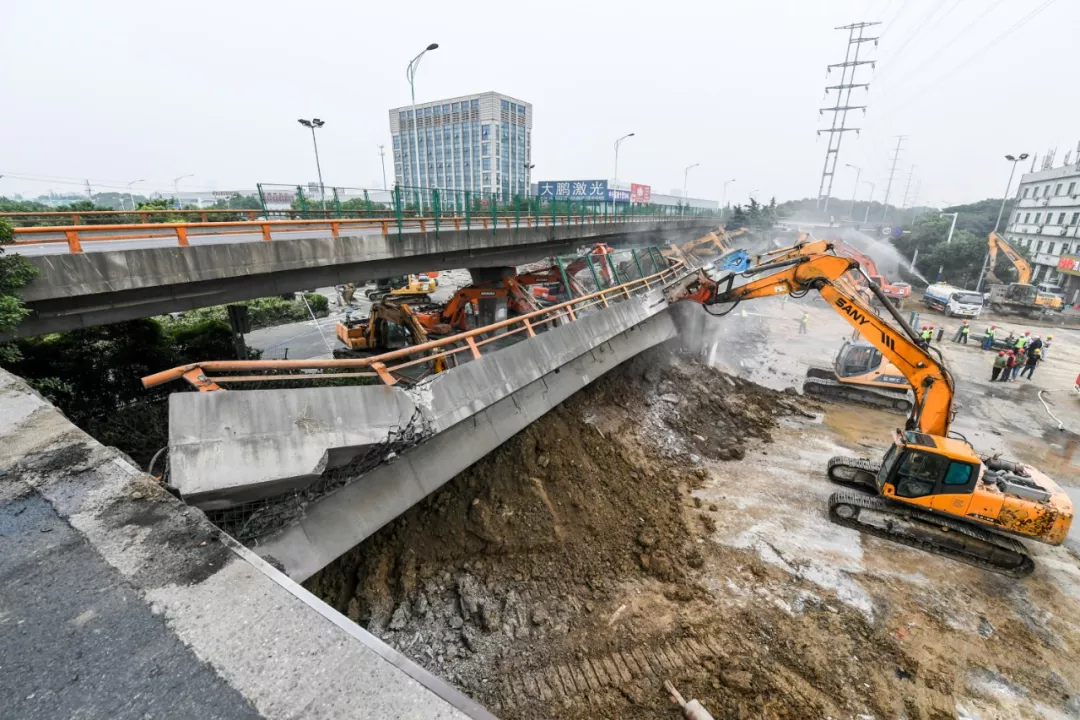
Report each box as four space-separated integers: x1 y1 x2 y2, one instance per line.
663 252 1073 576
334 302 432 359
740 236 915 411
364 273 440 304
986 232 1063 314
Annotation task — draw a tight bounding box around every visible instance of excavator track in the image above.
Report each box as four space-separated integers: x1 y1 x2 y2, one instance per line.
802 375 914 414
828 490 1035 578
826 456 880 490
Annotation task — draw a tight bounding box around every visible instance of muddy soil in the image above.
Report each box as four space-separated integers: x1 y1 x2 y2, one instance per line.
307 298 1080 719
306 348 854 719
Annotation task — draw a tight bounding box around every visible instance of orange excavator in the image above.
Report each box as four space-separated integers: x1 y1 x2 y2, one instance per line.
663 226 748 263
411 275 545 336
729 235 914 411
986 232 1063 314
663 253 1073 576
833 241 911 309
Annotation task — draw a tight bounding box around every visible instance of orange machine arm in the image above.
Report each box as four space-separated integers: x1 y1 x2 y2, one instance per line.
753 237 833 265
989 232 1032 285
664 254 955 437
835 242 880 278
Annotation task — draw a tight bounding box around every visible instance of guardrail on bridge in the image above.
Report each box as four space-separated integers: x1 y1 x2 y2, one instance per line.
10 214 711 254
142 251 689 392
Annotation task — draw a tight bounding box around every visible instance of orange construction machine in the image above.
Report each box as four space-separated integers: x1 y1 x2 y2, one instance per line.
663 252 1072 576
833 241 911 308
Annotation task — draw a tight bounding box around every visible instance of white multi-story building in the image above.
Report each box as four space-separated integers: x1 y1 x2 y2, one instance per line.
1003 158 1080 298
389 91 532 203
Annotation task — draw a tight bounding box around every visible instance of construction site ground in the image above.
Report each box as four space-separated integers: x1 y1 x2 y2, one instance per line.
306 296 1080 720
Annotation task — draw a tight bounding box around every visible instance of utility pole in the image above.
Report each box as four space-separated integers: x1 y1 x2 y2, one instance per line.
378 144 388 190
862 181 876 224
845 164 861 220
85 180 94 203
898 165 915 207
900 165 916 220
816 21 879 212
880 136 906 224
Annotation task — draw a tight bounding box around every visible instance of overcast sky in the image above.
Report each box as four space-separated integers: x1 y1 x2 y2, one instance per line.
2 0 1075 208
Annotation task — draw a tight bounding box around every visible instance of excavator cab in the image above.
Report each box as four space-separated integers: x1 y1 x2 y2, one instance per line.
875 432 980 502
804 340 913 411
836 342 882 378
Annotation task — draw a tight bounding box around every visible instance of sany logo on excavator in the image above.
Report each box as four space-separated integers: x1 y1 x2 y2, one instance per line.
835 297 897 350
835 297 871 325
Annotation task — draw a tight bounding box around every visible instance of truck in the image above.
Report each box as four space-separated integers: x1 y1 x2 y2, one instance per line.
922 283 984 318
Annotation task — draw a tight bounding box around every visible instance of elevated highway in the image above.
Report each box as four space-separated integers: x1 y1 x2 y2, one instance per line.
7 214 715 337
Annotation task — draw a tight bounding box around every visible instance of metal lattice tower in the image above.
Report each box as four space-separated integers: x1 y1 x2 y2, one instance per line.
816 21 879 212
880 136 906 224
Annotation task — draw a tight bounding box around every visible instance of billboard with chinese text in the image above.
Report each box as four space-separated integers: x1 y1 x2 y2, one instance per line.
537 180 608 200
607 188 630 203
630 183 652 204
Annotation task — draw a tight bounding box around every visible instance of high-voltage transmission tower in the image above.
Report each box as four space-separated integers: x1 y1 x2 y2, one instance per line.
816 21 879 212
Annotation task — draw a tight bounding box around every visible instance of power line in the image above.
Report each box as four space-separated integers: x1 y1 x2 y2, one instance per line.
872 0 1060 118
881 0 914 30
874 0 899 21
873 0 969 82
873 0 962 78
874 0 1010 93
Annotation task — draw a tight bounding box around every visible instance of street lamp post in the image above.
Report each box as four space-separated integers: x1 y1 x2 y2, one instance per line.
524 163 535 216
936 211 961 281
979 153 1030 292
406 43 439 214
613 132 635 214
297 118 327 212
862 181 876 224
845 164 861 221
682 163 700 215
943 212 959 244
994 152 1029 233
723 179 736 216
172 174 193 210
378 144 388 191
126 179 145 211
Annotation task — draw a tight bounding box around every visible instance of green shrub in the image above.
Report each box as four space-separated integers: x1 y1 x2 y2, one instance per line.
303 292 329 314
0 218 13 244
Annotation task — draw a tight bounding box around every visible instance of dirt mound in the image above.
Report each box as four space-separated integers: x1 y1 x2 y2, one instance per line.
306 348 832 716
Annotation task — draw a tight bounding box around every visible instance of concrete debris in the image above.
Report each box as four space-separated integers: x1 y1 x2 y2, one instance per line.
389 602 411 631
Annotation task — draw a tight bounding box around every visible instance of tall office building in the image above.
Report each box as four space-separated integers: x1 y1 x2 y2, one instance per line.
389 91 532 204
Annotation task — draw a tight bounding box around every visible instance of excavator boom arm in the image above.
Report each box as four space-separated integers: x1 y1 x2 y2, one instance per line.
668 255 955 437
989 232 1032 285
753 237 833 266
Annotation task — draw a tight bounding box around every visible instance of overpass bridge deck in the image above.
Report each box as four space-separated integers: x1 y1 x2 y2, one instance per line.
8 215 717 338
